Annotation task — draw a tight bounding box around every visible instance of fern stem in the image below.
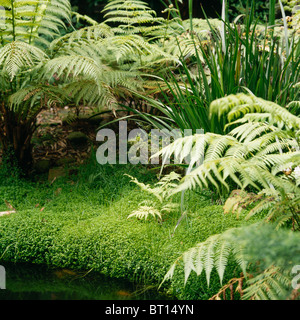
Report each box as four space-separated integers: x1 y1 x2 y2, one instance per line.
10 0 16 41
288 203 300 231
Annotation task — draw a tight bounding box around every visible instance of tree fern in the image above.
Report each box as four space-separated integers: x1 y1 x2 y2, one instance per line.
162 223 300 300
0 0 71 47
210 93 300 129
49 23 114 54
102 0 164 36
0 0 72 171
0 40 47 81
161 226 247 288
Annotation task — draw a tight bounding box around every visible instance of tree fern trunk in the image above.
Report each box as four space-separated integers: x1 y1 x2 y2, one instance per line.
0 102 35 173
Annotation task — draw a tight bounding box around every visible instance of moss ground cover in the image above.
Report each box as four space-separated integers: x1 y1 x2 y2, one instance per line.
0 159 258 299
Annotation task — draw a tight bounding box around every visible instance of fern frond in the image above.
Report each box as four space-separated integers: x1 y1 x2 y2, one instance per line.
125 174 163 203
49 23 114 53
103 0 158 25
210 93 300 130
161 226 249 288
0 41 47 80
9 84 64 114
127 205 162 221
0 0 71 47
243 266 291 300
162 224 300 299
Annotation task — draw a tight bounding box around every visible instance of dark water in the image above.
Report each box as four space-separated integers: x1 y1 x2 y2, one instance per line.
0 262 172 300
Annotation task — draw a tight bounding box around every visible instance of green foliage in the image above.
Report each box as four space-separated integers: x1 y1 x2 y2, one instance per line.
125 172 181 221
119 0 299 136
0 0 71 47
156 92 300 299
0 162 251 299
155 93 300 228
0 0 72 170
102 0 163 31
228 0 300 21
162 223 300 300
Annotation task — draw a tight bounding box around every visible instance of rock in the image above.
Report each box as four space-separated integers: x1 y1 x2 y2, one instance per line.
48 167 66 182
66 131 89 146
34 159 51 173
55 157 76 167
87 114 103 126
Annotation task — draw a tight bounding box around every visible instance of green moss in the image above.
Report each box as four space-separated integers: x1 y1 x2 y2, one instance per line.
0 162 257 299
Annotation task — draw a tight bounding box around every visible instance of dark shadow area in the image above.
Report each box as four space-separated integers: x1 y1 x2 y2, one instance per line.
0 262 172 300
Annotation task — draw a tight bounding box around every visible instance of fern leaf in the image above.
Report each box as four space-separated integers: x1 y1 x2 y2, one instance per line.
243 267 291 300
214 239 232 285
0 41 47 80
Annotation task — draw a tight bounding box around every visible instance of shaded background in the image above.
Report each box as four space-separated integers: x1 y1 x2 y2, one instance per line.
70 0 223 21
69 0 282 24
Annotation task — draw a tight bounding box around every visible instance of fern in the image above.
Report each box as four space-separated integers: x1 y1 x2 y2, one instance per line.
153 94 300 231
243 266 292 300
155 94 300 193
125 172 181 221
49 23 114 53
162 223 300 300
127 203 162 221
161 226 247 288
102 0 164 36
0 0 73 171
0 40 47 81
210 93 300 130
0 0 71 47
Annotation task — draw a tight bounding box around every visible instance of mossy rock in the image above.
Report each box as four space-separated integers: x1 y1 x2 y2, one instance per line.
55 157 76 167
87 114 103 126
33 160 51 173
66 132 89 146
48 167 66 182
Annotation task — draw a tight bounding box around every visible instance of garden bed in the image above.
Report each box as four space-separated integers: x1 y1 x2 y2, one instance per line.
0 162 255 300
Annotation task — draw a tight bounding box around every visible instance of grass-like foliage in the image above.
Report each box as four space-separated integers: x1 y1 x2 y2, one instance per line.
121 0 299 134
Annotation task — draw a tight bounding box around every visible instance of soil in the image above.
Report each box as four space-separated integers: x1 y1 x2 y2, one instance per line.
0 106 115 174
